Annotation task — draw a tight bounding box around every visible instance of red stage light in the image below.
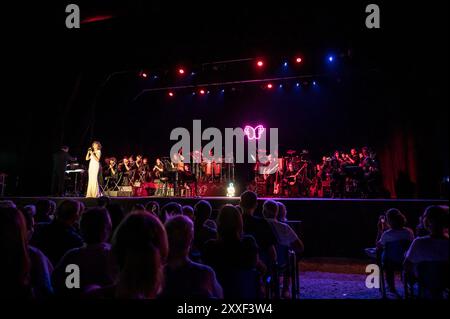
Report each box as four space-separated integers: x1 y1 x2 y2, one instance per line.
168 92 174 97
178 68 185 74
199 89 205 95
295 57 302 63
140 72 148 78
257 60 264 67
267 83 273 89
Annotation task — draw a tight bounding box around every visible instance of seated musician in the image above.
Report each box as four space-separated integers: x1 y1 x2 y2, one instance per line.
140 157 151 181
282 162 300 196
348 148 360 166
104 157 118 179
119 157 134 185
153 158 164 179
135 155 143 170
330 150 345 197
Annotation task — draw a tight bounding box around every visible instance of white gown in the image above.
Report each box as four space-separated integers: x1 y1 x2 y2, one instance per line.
86 150 101 198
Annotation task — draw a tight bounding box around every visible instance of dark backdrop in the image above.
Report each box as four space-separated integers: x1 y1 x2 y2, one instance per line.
0 1 448 197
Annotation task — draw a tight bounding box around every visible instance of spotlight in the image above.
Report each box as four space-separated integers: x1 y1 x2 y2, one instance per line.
256 60 264 67
199 89 205 95
168 91 174 97
139 71 148 78
327 55 334 62
221 89 225 93
279 84 283 88
191 72 195 76
178 68 185 74
296 82 300 87
283 62 288 67
313 81 317 86
207 90 210 94
153 75 158 79
295 57 302 63
192 92 196 95
266 83 273 89
226 183 236 197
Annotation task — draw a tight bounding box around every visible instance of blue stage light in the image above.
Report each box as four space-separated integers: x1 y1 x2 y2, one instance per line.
328 55 334 62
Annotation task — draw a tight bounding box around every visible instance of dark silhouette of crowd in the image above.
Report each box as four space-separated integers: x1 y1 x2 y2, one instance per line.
0 192 306 299
1 195 447 299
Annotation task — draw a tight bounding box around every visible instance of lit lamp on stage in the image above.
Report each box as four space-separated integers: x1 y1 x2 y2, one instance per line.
227 183 235 197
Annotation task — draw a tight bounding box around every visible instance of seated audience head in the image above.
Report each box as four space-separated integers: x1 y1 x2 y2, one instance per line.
386 208 407 230
423 205 449 236
0 207 31 297
262 200 279 219
0 200 16 209
112 211 168 298
35 199 52 222
239 191 258 215
194 200 212 225
160 202 183 223
145 201 160 216
49 200 56 216
277 202 287 222
21 206 36 241
131 204 146 213
56 199 81 227
106 203 125 233
97 196 111 208
80 207 112 245
165 215 194 260
217 204 243 241
182 205 194 220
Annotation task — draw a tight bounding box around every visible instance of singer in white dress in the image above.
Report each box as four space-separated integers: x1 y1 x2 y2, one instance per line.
85 141 102 198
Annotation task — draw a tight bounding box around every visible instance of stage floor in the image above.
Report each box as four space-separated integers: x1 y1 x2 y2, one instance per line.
3 196 448 258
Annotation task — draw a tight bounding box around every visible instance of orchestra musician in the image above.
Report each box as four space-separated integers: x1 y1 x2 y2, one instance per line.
135 155 143 170
51 145 76 196
330 150 345 198
153 158 164 179
139 157 150 182
119 156 134 185
104 157 118 178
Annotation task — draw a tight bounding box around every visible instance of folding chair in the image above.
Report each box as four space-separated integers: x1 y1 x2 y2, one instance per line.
417 261 449 299
377 239 411 298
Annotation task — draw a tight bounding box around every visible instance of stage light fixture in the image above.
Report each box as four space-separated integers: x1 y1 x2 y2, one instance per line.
257 60 264 67
279 84 283 88
283 62 288 67
296 82 300 87
178 68 185 74
168 92 174 97
267 83 273 89
295 57 302 63
139 71 148 78
199 89 205 95
327 55 334 62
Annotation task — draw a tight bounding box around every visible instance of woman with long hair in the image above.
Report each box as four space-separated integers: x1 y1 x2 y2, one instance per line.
86 141 102 198
0 207 32 298
88 211 168 298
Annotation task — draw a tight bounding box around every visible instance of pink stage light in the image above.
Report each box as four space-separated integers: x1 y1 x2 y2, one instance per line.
295 57 302 63
267 83 273 89
168 92 174 97
257 60 264 67
178 68 185 74
199 89 205 95
244 125 265 140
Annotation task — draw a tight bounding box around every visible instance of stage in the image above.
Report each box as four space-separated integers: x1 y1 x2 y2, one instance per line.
3 196 448 258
